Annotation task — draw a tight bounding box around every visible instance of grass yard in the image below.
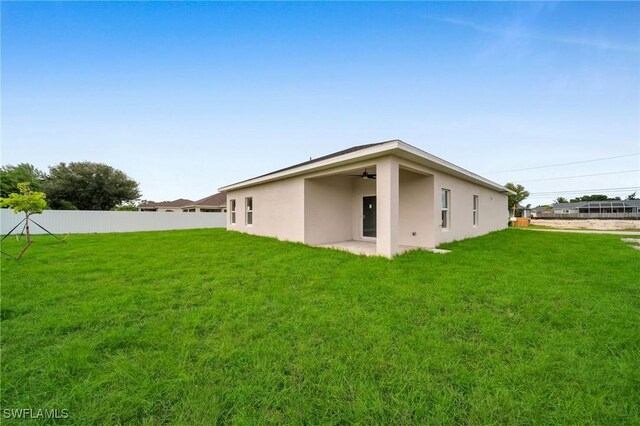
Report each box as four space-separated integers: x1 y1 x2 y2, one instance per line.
1 229 639 424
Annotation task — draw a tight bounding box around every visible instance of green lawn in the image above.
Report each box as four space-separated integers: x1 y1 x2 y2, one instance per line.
1 229 638 424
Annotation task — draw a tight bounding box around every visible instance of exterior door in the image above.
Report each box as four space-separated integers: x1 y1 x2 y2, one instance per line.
363 196 376 238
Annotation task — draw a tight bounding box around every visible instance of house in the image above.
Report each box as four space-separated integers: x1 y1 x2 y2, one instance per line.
514 204 532 218
138 199 193 212
138 194 227 213
530 205 552 218
219 140 512 257
544 200 640 218
551 202 580 215
181 192 227 213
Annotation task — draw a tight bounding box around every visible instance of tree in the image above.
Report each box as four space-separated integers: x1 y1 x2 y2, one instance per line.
626 192 638 200
504 182 530 216
114 199 150 211
570 194 620 202
554 197 569 204
114 204 138 211
44 162 141 210
0 163 45 198
0 182 47 243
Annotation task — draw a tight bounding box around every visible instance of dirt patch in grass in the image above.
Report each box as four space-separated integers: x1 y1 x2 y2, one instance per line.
531 219 640 231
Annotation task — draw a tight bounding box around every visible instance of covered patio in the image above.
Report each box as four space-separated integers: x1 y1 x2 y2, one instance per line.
303 157 435 257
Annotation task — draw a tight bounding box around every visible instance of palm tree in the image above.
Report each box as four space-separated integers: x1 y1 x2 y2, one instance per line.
554 197 569 203
505 182 530 217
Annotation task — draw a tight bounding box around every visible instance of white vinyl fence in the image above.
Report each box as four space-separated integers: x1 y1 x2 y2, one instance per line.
1 209 226 235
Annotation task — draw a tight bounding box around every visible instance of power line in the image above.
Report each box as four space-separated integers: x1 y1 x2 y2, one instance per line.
530 187 640 195
517 169 640 183
484 153 640 174
529 186 640 195
527 190 639 200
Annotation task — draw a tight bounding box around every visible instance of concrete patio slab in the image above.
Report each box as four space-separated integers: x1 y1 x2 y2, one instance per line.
315 240 449 256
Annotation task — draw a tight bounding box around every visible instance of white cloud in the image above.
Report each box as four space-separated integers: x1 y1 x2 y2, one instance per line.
427 15 639 53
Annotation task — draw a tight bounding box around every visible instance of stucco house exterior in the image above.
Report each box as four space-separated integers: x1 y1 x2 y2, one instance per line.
219 140 512 257
138 198 193 212
181 192 227 213
138 193 227 213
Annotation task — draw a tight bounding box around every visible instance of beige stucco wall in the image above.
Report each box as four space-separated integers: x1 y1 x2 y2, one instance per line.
376 157 400 257
399 168 434 248
432 172 509 246
390 157 508 247
225 177 305 242
304 176 353 245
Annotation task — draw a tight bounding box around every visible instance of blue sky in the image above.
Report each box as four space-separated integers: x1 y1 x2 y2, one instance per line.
2 2 639 204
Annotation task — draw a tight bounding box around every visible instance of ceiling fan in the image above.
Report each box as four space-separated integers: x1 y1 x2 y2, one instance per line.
350 169 376 180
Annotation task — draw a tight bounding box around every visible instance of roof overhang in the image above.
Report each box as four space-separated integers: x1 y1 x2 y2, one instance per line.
219 140 513 194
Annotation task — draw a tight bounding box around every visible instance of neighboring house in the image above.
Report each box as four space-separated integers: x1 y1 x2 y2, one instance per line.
219 139 512 257
541 200 640 218
138 199 193 212
551 202 581 215
514 204 532 218
181 192 227 213
530 205 551 218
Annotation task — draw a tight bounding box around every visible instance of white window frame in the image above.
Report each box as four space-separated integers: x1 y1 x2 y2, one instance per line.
441 189 450 230
246 197 253 226
473 195 479 227
230 199 236 224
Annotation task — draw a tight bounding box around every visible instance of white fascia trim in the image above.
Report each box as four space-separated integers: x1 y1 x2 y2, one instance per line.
219 140 514 194
395 141 514 194
219 141 401 191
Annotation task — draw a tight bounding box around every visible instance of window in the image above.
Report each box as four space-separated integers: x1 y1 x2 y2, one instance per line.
230 199 236 224
473 195 479 226
246 197 253 225
441 189 450 229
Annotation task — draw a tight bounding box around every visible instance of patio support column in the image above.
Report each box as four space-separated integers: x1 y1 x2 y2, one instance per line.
376 156 400 258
